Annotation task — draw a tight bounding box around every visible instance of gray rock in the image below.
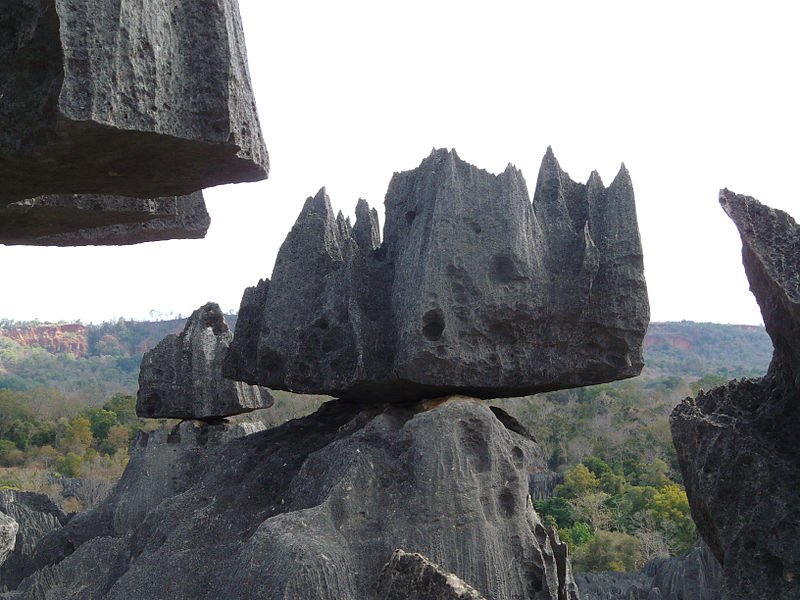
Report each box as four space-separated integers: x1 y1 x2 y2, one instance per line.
10 399 578 600
0 490 67 590
20 419 264 586
0 0 268 205
225 148 649 401
376 549 487 600
670 190 800 600
0 192 209 246
576 541 722 600
0 512 18 566
137 302 273 420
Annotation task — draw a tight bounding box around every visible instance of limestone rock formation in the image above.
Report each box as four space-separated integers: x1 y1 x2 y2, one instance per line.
0 192 210 246
0 490 67 590
225 148 649 401
671 190 800 600
576 541 722 600
7 399 578 600
1 0 268 205
376 550 488 600
137 303 272 420
0 512 18 567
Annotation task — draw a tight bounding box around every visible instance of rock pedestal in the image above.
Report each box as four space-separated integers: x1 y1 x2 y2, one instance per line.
0 192 210 246
1 0 268 205
7 399 578 600
137 303 273 420
225 148 649 401
670 190 800 600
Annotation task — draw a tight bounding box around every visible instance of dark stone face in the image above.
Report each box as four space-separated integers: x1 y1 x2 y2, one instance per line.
0 192 210 245
671 190 800 600
0 0 268 205
137 302 273 420
13 399 578 600
225 148 650 401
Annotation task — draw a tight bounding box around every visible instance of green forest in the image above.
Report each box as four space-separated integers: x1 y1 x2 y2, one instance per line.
0 317 773 568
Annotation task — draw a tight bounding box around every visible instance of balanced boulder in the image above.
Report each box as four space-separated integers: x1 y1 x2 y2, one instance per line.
671 190 800 600
225 148 649 401
0 192 209 246
137 303 272 420
0 0 268 205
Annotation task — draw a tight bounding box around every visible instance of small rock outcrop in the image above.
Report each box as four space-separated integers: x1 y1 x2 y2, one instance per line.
0 192 210 246
0 490 67 590
671 190 800 600
0 512 18 566
137 303 272 420
225 148 649 401
7 399 577 600
576 541 723 600
1 0 268 205
376 550 488 600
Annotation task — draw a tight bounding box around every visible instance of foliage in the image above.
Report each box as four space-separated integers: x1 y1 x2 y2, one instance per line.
573 531 642 572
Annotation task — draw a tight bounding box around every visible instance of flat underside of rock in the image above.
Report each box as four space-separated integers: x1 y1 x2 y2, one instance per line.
225 147 649 402
670 190 800 600
0 192 209 245
137 303 272 420
10 399 579 600
0 0 268 204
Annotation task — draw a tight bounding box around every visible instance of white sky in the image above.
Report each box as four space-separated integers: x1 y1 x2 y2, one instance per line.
1 0 798 325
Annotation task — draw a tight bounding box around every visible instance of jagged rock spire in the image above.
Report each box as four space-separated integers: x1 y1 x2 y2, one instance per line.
138 303 272 420
225 148 649 401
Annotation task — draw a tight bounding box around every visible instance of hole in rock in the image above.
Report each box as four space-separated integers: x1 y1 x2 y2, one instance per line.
422 309 445 341
406 210 416 224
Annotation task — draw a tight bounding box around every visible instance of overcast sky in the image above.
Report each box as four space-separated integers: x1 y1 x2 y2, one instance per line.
2 1 798 325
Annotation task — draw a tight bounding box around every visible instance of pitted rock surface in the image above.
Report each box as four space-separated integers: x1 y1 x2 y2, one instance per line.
137 303 272 420
576 541 722 600
376 550 488 600
0 0 268 204
671 190 800 600
7 399 578 600
0 490 67 590
225 148 649 401
0 192 209 246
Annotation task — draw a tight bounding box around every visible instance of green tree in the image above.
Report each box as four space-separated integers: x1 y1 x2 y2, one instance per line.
556 464 599 498
574 531 642 572
83 408 118 441
61 417 93 454
55 452 83 478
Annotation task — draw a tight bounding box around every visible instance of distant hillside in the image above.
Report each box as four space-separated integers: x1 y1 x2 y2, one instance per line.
0 315 237 400
0 317 772 401
642 321 772 379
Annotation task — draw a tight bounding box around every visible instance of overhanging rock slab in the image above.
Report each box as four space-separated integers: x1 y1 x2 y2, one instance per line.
0 0 268 204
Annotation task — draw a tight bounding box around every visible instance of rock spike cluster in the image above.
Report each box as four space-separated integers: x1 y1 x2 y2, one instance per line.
136 302 273 421
225 147 650 401
1 0 267 245
671 190 800 600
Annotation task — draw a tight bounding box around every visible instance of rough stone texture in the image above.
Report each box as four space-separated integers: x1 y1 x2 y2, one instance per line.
0 490 67 590
8 399 578 600
576 541 723 600
0 0 268 205
225 148 649 401
671 190 800 600
0 192 209 246
376 549 487 600
0 512 18 567
137 303 273 420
